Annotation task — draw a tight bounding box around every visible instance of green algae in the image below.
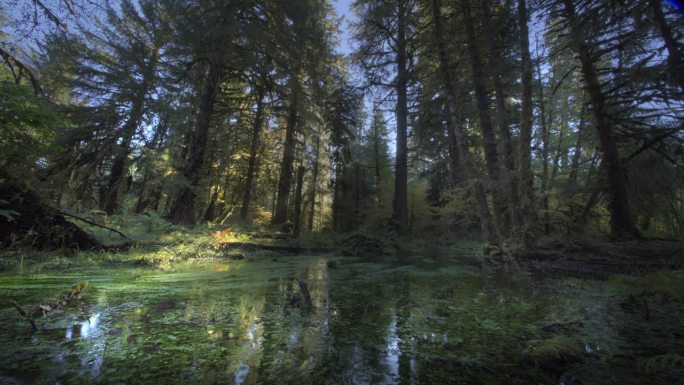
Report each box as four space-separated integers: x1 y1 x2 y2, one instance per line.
1 255 683 384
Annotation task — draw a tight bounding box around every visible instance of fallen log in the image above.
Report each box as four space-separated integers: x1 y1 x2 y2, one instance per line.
0 168 126 250
13 280 89 331
219 242 333 254
246 232 292 240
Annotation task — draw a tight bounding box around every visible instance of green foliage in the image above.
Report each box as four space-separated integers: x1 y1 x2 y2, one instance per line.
0 81 61 171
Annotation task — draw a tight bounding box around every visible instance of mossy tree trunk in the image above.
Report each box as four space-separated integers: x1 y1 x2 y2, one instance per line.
168 63 220 226
273 82 299 225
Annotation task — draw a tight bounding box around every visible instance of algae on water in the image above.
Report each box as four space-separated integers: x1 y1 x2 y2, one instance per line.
1 255 684 384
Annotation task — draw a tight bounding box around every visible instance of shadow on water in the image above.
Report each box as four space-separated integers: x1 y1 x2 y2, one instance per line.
1 253 683 384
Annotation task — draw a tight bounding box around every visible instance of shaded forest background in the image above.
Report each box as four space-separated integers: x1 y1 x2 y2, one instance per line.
1 0 683 248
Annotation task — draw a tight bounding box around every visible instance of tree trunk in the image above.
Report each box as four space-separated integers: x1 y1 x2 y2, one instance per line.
446 119 461 187
168 63 220 226
537 54 552 236
550 109 566 183
203 188 219 221
483 0 522 234
354 162 362 228
135 168 150 214
518 0 539 248
332 157 343 231
371 113 384 206
308 134 320 231
432 0 495 243
374 131 382 195
649 0 684 94
568 103 586 185
293 165 305 237
392 0 410 235
463 0 504 238
562 0 640 240
493 77 521 233
241 87 266 220
102 79 150 214
272 84 298 225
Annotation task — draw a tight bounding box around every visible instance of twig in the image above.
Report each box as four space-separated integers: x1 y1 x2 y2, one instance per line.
13 302 37 332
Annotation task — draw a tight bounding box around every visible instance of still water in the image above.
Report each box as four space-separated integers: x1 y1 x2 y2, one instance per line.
0 255 681 384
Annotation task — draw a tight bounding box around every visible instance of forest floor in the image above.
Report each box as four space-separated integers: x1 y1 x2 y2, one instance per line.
1 214 683 384
3 212 679 277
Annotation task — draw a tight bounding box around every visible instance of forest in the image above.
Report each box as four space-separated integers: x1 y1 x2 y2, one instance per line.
1 0 684 384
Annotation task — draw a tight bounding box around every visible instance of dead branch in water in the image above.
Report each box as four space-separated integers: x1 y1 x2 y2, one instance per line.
298 278 313 309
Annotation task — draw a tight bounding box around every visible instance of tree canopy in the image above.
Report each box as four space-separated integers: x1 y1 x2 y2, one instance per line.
1 0 683 243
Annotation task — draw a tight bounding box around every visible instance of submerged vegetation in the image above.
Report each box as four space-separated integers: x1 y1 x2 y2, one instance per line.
1 0 684 383
1 215 684 384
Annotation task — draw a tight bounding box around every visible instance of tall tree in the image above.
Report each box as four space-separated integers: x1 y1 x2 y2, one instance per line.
353 0 418 235
166 0 242 225
240 81 268 220
517 0 539 247
168 62 222 225
483 0 522 233
272 78 300 224
429 0 495 242
271 0 334 225
462 0 504 239
559 0 640 239
102 1 166 214
648 0 684 94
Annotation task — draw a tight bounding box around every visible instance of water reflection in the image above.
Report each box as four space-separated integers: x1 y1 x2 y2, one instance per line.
234 363 249 385
65 313 100 340
0 255 607 384
383 314 400 384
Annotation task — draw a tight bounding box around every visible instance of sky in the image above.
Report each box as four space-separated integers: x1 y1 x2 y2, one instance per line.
332 0 355 56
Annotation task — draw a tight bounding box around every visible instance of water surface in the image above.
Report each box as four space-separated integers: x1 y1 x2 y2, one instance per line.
1 254 682 384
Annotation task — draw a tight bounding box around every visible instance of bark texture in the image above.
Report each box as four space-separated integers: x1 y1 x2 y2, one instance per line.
272 85 298 224
168 63 220 226
241 87 266 220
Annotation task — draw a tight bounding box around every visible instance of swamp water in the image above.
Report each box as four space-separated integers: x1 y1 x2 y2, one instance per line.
1 255 683 384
